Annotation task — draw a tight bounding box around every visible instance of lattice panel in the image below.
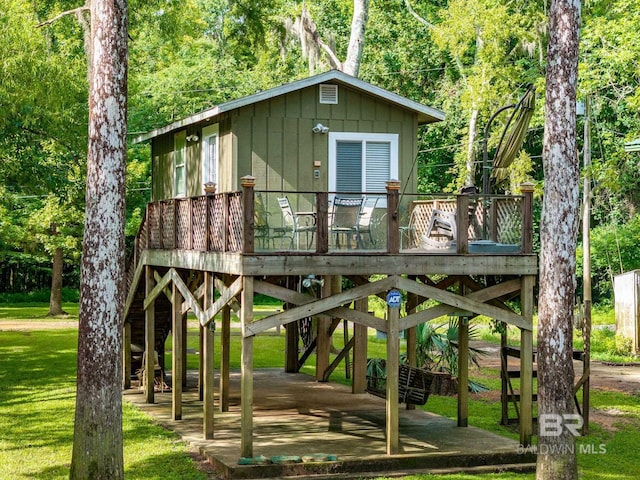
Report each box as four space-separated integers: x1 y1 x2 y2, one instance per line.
161 201 176 249
137 215 148 255
176 199 191 249
495 198 522 245
208 195 224 251
467 200 484 240
227 193 243 252
147 203 161 249
191 197 207 250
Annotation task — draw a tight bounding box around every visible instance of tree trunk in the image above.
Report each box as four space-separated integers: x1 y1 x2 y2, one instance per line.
466 108 479 185
343 0 369 77
70 0 128 478
536 1 582 479
47 246 67 316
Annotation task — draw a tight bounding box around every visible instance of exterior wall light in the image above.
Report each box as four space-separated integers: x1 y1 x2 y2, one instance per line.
312 123 329 134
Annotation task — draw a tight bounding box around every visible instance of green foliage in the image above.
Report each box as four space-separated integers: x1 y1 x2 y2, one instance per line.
0 288 79 304
577 214 640 301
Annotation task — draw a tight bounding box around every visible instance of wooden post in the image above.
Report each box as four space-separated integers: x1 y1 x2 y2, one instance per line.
520 182 535 254
316 192 329 253
386 180 401 254
123 322 131 389
181 312 188 388
519 274 535 446
352 298 368 394
188 197 194 250
241 176 256 254
405 284 417 410
386 301 400 454
241 276 254 458
203 272 215 439
456 194 470 254
198 325 204 401
457 315 469 427
220 304 231 412
582 98 592 434
316 277 332 381
285 317 299 373
222 194 230 252
205 192 211 251
173 199 178 249
489 199 498 242
172 282 183 420
144 266 155 404
500 328 509 425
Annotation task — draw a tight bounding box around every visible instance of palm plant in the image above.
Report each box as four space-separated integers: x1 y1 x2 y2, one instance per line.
412 318 489 393
367 318 489 395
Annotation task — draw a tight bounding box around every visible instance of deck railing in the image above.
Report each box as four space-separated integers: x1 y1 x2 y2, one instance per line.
129 177 534 264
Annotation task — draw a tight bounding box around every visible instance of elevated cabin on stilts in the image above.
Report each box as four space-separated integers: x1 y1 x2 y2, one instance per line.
124 70 537 467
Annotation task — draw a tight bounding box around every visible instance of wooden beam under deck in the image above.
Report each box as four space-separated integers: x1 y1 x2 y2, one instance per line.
142 249 537 277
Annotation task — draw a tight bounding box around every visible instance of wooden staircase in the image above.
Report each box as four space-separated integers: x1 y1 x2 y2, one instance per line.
500 344 537 425
500 338 588 428
124 263 173 377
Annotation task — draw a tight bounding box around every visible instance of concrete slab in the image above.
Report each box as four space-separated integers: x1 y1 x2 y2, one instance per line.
125 369 535 478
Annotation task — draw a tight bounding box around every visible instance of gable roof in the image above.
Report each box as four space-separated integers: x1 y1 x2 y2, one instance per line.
133 70 445 144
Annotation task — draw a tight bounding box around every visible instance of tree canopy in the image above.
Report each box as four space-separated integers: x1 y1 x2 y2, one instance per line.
1 0 639 301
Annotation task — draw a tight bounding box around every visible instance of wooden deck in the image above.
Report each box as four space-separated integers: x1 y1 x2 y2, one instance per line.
125 369 536 479
122 180 538 462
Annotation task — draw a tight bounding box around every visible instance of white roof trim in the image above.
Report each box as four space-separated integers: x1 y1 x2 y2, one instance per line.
624 138 640 152
132 70 445 144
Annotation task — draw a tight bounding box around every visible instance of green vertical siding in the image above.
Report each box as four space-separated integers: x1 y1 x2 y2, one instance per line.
151 81 421 198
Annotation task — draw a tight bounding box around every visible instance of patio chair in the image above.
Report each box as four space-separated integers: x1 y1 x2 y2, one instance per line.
277 197 316 249
356 196 378 248
421 209 457 248
254 192 275 249
330 196 364 249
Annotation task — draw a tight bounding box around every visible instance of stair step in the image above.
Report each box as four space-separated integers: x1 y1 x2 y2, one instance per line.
502 393 538 402
503 346 584 361
506 369 537 378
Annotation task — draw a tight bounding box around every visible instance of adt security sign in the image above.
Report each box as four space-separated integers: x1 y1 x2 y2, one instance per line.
386 289 402 308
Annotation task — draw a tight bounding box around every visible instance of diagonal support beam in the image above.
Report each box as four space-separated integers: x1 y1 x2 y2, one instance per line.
169 269 206 323
154 270 173 303
396 277 530 330
202 276 244 326
246 276 397 336
143 269 173 310
123 251 147 318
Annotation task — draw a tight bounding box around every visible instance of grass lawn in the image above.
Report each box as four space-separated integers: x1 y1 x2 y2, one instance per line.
1 303 639 480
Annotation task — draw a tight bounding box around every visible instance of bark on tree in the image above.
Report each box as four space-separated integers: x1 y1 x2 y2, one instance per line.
290 0 369 78
69 0 128 478
537 1 582 479
343 0 370 77
48 244 67 316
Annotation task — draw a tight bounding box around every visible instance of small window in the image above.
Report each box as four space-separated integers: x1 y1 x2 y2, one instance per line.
201 124 219 193
329 132 398 206
174 131 187 197
319 84 338 104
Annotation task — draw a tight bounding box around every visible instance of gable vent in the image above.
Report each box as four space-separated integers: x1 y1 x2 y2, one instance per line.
319 84 338 104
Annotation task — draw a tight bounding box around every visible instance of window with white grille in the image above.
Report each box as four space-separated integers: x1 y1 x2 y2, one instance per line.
329 132 398 205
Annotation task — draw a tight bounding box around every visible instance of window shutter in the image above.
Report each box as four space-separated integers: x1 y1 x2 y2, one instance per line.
336 141 362 192
365 141 391 192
